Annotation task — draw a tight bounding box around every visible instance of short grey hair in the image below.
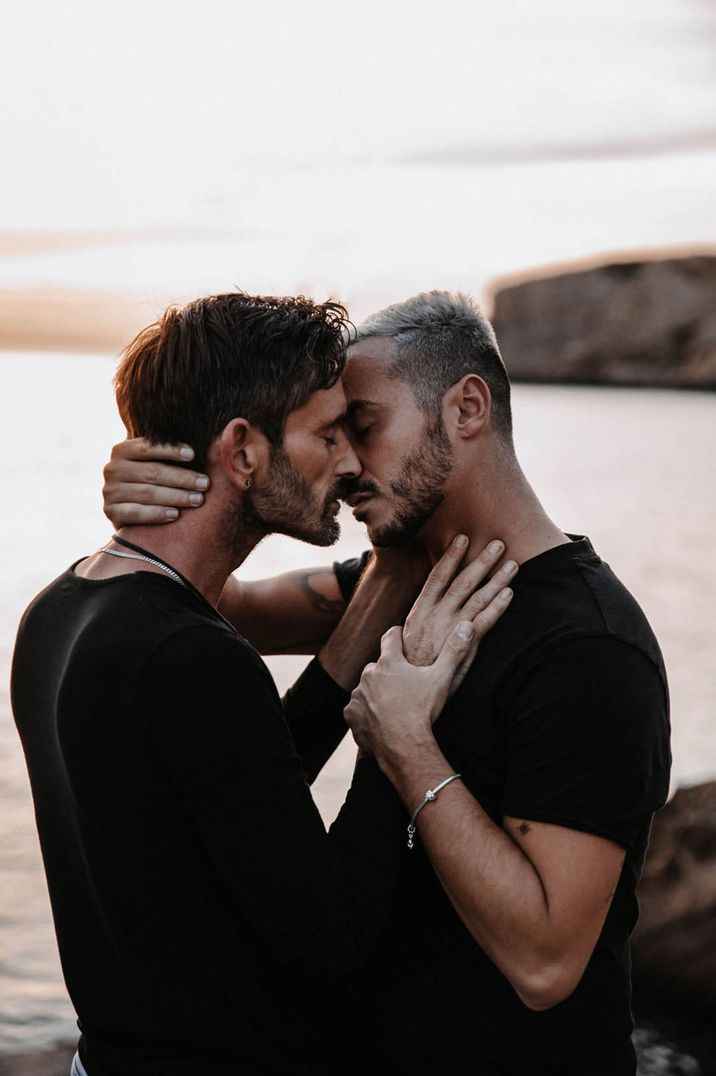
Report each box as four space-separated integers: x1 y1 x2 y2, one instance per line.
356 290 513 442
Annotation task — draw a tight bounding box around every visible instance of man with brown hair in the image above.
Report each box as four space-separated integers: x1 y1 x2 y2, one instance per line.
11 291 511 1076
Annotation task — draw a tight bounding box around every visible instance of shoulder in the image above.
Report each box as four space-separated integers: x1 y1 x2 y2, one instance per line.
480 538 666 685
570 548 664 668
141 620 273 688
507 633 667 711
139 621 283 768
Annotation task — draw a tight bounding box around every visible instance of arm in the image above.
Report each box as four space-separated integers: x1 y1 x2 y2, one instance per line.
222 541 432 657
345 635 667 1010
379 748 624 1011
141 622 476 980
219 568 346 654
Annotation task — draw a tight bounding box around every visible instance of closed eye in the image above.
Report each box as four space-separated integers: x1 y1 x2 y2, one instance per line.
353 426 372 441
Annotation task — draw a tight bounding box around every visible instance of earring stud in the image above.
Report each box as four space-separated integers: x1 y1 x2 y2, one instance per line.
245 478 253 489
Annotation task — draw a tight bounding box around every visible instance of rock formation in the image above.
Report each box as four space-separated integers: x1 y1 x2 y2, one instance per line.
490 255 716 387
632 780 716 1012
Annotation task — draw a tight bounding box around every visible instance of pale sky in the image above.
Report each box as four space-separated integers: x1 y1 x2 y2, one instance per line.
2 0 715 230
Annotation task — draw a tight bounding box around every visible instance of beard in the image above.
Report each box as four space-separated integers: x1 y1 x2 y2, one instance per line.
237 444 342 548
369 415 454 547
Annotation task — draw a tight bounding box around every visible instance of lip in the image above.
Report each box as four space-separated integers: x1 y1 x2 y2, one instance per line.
346 492 374 509
350 495 374 517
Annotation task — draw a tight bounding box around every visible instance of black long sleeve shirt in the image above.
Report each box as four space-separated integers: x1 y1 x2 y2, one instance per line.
11 565 405 1076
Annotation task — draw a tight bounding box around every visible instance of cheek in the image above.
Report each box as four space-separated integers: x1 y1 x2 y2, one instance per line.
283 434 331 485
362 434 410 494
307 459 336 496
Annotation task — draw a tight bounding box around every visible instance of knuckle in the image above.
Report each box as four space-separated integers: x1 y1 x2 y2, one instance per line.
453 576 475 599
473 611 495 633
465 594 486 614
109 505 129 526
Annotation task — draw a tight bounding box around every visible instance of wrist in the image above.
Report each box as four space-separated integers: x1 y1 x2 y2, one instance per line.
377 735 445 790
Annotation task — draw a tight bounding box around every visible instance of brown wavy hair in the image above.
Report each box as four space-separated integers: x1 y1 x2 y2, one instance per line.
115 291 352 469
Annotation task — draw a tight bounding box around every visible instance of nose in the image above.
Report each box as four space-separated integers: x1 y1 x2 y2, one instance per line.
334 426 362 479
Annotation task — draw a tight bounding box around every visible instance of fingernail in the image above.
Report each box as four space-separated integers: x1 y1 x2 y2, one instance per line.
456 620 474 641
179 445 194 460
195 476 210 490
165 508 179 519
501 588 513 600
489 540 504 556
453 534 468 550
189 492 204 506
502 560 517 575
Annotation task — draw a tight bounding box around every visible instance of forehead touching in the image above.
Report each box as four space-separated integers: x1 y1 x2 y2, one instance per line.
343 336 418 417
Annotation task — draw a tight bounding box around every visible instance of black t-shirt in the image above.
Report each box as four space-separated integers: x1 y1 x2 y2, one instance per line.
11 565 404 1076
340 537 670 1076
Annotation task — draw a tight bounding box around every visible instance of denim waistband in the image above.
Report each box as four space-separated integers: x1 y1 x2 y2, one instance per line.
70 1051 89 1076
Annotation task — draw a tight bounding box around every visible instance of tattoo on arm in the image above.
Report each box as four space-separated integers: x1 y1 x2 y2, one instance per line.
298 570 346 618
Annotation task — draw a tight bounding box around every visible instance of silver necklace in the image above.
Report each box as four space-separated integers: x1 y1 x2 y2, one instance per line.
99 545 185 586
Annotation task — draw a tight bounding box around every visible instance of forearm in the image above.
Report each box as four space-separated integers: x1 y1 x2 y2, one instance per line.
282 658 350 782
219 569 345 654
385 741 565 1008
318 557 423 691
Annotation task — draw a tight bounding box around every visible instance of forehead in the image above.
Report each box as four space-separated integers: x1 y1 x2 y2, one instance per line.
284 380 347 432
343 335 403 402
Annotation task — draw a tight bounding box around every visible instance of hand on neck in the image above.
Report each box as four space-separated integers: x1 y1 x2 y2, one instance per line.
115 502 261 607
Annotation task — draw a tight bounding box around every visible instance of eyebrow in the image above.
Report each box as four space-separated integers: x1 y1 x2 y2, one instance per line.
346 399 379 417
316 409 350 432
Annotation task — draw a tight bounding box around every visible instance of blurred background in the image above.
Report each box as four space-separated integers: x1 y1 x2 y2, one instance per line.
1 1 715 1073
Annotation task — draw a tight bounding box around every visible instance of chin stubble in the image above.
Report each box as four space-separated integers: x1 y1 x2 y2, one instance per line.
370 416 454 547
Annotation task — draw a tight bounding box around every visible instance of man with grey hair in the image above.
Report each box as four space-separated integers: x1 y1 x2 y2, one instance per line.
103 289 670 1076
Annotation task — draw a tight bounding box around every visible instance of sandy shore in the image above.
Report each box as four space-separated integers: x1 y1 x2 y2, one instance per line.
0 229 227 354
0 1043 75 1076
0 287 162 354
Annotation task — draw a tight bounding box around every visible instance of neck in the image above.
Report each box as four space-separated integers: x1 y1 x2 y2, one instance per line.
420 452 569 568
117 506 263 607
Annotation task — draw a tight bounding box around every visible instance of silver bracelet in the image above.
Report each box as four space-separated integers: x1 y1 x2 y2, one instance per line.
407 773 462 849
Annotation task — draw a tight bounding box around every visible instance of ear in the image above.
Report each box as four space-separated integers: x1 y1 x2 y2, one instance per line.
444 374 492 439
212 418 269 491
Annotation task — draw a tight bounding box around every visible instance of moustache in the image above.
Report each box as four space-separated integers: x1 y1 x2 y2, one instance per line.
324 478 362 506
338 479 381 502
